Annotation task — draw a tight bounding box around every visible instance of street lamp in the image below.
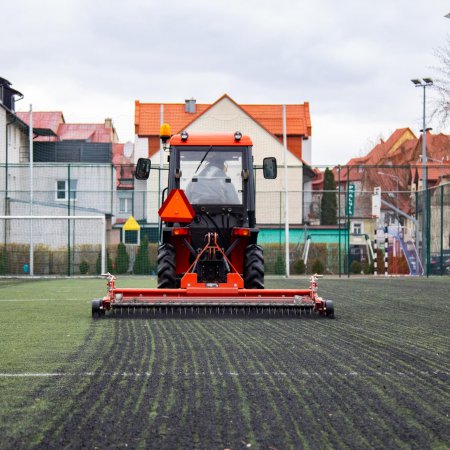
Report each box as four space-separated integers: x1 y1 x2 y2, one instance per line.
411 78 433 276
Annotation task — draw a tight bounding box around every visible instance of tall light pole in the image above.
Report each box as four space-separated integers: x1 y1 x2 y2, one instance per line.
411 78 433 276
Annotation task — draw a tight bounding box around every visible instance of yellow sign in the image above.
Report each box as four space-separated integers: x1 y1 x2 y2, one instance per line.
123 215 140 231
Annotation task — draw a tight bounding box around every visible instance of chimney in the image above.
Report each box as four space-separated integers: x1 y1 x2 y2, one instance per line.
104 118 113 128
185 98 196 113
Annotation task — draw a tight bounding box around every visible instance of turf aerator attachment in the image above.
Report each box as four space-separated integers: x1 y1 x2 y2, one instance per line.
91 273 334 319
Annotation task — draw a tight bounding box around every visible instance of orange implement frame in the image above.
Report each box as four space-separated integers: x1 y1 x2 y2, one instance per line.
98 273 329 315
94 233 333 317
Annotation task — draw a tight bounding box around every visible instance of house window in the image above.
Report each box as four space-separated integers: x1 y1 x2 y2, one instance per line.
56 180 77 201
124 230 138 244
118 192 133 214
353 223 362 235
119 197 133 214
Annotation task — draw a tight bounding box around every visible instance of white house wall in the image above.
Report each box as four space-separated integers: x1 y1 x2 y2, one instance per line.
1 164 116 247
0 108 5 165
134 135 148 162
302 137 312 165
185 97 304 225
0 111 30 165
146 153 169 225
5 164 115 217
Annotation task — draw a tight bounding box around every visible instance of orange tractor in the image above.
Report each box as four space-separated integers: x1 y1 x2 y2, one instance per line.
92 128 334 318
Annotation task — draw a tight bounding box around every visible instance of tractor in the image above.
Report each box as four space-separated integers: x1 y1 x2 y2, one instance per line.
91 127 334 318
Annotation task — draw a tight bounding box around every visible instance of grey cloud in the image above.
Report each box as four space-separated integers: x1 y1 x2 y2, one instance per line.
2 0 449 165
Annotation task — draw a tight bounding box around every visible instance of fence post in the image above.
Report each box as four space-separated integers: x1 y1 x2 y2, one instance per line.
346 165 350 278
279 191 282 260
440 185 444 275
338 166 341 278
426 188 431 277
374 229 378 276
111 163 114 216
29 105 34 276
67 164 71 276
384 226 388 276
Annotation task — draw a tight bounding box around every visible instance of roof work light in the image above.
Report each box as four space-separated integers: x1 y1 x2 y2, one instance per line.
160 123 172 143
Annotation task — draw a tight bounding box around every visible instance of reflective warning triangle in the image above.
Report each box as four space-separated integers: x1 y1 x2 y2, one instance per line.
123 215 141 231
158 189 195 223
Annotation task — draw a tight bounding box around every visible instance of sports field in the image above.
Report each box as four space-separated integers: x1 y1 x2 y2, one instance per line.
0 276 449 449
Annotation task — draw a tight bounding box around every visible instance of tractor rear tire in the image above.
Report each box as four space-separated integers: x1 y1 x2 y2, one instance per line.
157 243 177 289
325 299 335 319
92 298 104 319
244 244 264 289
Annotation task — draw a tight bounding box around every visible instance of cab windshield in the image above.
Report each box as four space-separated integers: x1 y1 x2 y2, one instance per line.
179 148 243 205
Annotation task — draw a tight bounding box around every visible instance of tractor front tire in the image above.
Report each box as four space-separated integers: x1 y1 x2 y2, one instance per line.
157 243 177 289
244 244 264 289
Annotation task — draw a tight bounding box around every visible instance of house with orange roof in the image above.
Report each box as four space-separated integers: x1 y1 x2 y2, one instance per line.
1 78 60 224
134 94 314 230
333 127 450 262
328 128 417 242
1 77 137 249
15 111 138 240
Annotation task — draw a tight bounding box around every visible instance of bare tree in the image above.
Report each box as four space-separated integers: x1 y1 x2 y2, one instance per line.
431 36 450 127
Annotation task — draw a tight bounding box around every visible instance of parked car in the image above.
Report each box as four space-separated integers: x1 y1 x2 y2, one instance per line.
430 250 450 275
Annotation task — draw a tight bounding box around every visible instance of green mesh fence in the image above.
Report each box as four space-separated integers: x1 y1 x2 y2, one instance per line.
0 163 449 276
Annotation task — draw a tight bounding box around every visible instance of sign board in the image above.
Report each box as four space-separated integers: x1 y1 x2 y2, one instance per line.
158 189 195 223
346 183 356 217
123 215 140 231
372 186 381 218
123 215 140 245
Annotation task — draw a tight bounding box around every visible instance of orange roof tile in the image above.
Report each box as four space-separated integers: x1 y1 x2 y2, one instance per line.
16 111 65 142
412 162 450 181
16 111 64 133
311 168 324 189
113 143 134 189
17 112 117 144
135 94 312 138
135 100 209 136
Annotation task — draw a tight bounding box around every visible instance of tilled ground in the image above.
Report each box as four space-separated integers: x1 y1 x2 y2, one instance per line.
4 277 450 449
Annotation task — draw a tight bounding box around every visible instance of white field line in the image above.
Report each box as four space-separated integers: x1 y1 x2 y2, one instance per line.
0 370 448 378
0 298 87 302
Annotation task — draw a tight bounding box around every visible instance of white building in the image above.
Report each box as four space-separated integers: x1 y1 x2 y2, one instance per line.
134 94 314 233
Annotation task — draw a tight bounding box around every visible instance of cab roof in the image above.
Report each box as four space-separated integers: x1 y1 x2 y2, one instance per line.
170 132 252 146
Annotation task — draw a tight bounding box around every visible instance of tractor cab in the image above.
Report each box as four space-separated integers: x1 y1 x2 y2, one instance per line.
135 129 277 289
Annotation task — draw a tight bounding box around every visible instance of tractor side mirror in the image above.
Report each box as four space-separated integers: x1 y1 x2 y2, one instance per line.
263 157 277 179
135 158 151 180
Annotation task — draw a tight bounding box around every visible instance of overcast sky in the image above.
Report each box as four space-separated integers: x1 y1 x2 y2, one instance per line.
2 0 450 166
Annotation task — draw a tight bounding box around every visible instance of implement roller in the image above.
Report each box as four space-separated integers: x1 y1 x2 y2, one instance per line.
92 127 335 319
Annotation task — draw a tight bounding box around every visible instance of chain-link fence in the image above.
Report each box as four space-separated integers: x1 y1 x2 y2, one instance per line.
0 163 449 276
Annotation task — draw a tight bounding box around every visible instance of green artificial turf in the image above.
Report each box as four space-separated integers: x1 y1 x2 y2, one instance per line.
0 276 449 449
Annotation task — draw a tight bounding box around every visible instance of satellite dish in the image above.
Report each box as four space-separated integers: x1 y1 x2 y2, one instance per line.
123 141 133 158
